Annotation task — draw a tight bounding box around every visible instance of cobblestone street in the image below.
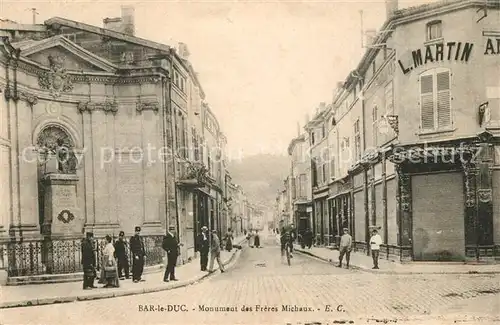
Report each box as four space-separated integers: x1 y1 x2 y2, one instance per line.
2 237 499 325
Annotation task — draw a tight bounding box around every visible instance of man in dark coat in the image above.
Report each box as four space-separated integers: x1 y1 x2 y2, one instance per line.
81 232 96 289
130 226 146 283
114 231 130 279
196 226 210 271
162 225 181 282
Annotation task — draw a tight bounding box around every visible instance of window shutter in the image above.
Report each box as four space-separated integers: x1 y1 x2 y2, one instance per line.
436 71 451 128
420 74 434 130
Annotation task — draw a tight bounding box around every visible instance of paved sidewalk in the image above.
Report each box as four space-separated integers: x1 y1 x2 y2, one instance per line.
0 236 247 309
296 246 500 274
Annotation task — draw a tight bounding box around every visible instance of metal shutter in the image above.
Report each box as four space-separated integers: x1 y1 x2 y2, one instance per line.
412 172 465 261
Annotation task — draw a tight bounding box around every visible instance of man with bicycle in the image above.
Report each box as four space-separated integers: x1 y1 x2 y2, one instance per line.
280 222 296 258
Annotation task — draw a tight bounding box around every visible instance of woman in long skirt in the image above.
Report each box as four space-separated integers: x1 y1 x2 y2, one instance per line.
225 228 233 251
102 235 120 288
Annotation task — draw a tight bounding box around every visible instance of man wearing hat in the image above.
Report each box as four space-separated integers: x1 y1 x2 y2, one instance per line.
208 229 225 273
162 225 181 282
81 232 97 289
196 226 210 271
130 226 146 282
114 231 130 279
338 228 352 268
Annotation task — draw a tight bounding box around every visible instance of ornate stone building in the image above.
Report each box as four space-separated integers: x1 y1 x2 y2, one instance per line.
0 7 247 281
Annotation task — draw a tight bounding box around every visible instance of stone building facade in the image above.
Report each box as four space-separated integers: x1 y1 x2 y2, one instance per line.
0 8 253 280
284 0 500 261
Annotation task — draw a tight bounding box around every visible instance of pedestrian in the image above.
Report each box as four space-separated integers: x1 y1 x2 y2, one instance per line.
196 226 210 271
162 225 181 282
305 228 313 249
114 231 130 280
254 230 261 248
224 228 233 251
81 232 96 290
102 235 120 288
370 228 382 269
130 226 146 282
337 228 352 268
246 230 252 248
208 229 225 273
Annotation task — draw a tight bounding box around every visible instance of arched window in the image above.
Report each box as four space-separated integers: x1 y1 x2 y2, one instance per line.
419 68 452 131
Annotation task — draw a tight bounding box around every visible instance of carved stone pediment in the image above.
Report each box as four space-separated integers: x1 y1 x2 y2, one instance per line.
17 35 117 72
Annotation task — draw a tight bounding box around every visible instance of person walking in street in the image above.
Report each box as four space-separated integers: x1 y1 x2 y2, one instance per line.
102 235 120 288
196 226 210 271
81 232 96 289
304 228 313 249
130 226 146 282
208 229 225 273
162 225 181 282
254 230 261 248
370 228 382 269
337 228 352 268
114 231 129 280
224 228 234 251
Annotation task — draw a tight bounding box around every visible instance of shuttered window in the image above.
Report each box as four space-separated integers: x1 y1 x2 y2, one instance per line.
420 69 452 131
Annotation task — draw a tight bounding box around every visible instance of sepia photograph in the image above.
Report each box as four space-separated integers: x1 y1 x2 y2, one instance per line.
0 0 499 324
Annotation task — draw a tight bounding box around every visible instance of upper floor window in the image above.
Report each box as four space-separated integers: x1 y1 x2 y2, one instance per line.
426 20 442 41
310 131 316 145
420 68 452 131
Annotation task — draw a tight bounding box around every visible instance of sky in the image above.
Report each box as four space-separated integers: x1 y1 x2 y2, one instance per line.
1 0 433 157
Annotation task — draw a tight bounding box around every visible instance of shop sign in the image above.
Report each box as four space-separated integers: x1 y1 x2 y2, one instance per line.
398 41 474 75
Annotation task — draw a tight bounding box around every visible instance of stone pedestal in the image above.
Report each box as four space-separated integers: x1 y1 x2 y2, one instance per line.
42 173 82 238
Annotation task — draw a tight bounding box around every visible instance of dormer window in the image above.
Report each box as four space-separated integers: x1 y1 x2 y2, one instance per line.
426 20 442 41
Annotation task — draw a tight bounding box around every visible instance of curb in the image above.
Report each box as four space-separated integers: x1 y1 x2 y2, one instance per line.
0 246 245 309
295 249 500 275
6 264 164 286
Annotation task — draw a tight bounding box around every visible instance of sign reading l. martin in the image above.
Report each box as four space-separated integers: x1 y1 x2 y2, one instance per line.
397 41 474 75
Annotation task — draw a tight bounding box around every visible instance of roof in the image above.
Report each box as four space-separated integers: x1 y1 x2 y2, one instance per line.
45 17 171 53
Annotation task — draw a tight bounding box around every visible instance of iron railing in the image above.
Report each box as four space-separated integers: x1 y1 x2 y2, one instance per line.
0 235 165 277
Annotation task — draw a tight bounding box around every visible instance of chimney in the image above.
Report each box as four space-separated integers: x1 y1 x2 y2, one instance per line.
121 5 135 36
365 29 377 46
385 0 398 19
178 42 190 59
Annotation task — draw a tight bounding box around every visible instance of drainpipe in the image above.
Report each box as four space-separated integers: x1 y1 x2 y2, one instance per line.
168 50 181 241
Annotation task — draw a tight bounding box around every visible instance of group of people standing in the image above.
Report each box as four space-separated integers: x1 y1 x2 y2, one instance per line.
81 225 240 290
245 229 261 248
337 227 382 269
81 226 148 290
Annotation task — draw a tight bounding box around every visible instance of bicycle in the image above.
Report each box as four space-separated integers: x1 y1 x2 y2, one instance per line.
281 241 292 266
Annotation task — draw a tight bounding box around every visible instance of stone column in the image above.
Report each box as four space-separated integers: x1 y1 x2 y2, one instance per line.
396 163 412 261
15 99 40 238
82 109 95 231
142 107 163 234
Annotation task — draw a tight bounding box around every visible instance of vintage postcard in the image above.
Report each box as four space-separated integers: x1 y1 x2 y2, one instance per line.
0 0 499 324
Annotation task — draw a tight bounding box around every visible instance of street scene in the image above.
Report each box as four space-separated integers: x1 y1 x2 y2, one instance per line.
1 0 500 324
2 235 500 325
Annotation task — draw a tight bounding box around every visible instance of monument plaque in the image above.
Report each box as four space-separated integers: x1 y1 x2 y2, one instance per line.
42 173 82 237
